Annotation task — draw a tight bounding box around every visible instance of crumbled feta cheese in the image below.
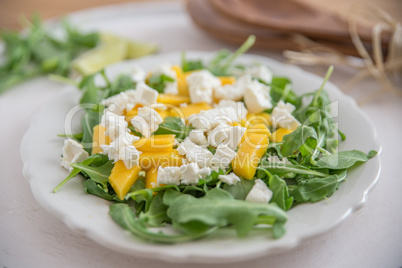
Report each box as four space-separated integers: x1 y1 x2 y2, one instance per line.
245 65 273 84
210 144 236 171
267 155 291 165
134 82 159 106
101 134 141 169
101 82 158 115
243 80 273 113
180 162 211 185
188 130 208 147
186 70 221 104
271 100 300 130
216 99 248 120
177 138 213 168
207 122 231 147
245 179 273 203
101 111 130 141
131 66 146 82
218 172 241 185
101 90 137 115
226 125 247 150
188 107 238 131
214 74 252 101
130 106 163 137
157 166 182 186
61 139 89 172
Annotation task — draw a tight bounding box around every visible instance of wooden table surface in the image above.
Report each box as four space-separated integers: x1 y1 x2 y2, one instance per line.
0 0 400 29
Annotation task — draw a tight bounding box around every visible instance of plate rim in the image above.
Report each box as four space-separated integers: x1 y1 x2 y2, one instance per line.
20 51 382 263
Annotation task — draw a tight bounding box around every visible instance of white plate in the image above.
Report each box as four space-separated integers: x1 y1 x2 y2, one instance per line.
21 51 381 263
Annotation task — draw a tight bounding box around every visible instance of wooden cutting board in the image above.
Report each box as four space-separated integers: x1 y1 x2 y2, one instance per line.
187 0 377 57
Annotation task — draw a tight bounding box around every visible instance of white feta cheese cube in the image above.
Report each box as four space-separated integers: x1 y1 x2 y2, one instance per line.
243 80 273 113
246 65 273 84
101 134 141 169
245 179 273 203
271 101 301 130
157 166 182 186
186 70 221 104
188 130 208 147
101 111 131 141
131 66 146 82
152 62 177 79
61 139 89 172
218 172 241 185
213 74 252 101
180 162 211 185
177 138 213 168
216 99 248 120
210 144 236 171
101 90 137 115
134 82 159 106
188 107 238 131
207 123 231 148
226 126 247 150
130 106 163 138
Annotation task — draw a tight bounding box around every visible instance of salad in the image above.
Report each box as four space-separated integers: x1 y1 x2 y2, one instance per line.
55 36 377 243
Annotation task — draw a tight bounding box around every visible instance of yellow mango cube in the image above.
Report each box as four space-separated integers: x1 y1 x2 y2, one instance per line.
172 65 189 97
270 128 293 143
244 113 271 127
139 149 183 171
109 160 142 200
132 134 175 153
171 102 213 119
145 167 158 189
232 134 269 180
91 124 111 155
157 94 190 106
241 124 271 143
218 76 236 85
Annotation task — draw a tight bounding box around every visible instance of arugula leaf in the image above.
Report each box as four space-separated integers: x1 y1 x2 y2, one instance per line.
53 153 108 192
181 51 205 72
257 164 328 178
153 116 193 140
166 188 288 238
223 178 256 200
139 192 170 227
281 125 318 157
291 171 347 203
84 179 118 201
70 160 114 189
109 203 218 243
268 175 293 211
147 74 175 93
80 107 102 154
314 150 377 170
0 15 99 93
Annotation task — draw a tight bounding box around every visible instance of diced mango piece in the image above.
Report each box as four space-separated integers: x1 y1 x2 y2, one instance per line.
139 149 183 171
243 113 271 127
109 161 142 200
172 65 189 97
232 134 269 180
132 134 175 153
157 94 190 106
145 167 158 189
218 76 236 85
241 124 271 143
171 102 213 119
270 128 293 143
91 124 111 154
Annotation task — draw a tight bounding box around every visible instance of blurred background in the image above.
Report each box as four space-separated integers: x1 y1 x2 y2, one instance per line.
0 0 400 29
